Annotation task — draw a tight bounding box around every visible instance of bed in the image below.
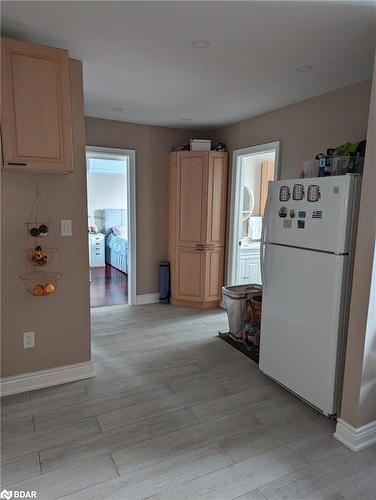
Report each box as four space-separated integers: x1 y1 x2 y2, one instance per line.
102 209 128 274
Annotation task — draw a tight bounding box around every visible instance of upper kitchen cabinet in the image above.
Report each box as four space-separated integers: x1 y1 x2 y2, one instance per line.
1 37 74 173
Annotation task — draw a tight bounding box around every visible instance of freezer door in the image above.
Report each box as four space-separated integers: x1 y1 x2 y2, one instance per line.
259 244 347 414
266 175 358 254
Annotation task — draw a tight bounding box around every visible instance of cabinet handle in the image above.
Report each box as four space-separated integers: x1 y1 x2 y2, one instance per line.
0 128 4 167
7 162 28 166
195 248 204 251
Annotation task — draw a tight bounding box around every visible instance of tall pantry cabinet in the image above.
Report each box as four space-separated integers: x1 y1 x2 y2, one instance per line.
168 151 228 308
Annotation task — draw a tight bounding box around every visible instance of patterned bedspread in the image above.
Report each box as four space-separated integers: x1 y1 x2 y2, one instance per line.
106 232 128 256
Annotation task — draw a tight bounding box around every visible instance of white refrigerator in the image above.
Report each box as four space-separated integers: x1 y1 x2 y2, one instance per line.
259 174 361 416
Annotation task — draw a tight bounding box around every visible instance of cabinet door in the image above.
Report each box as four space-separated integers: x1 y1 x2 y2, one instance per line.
1 38 73 173
204 248 224 302
175 153 207 246
238 257 248 284
242 253 261 285
206 152 228 246
174 247 204 302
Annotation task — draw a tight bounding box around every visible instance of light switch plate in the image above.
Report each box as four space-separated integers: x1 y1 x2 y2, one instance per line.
61 220 72 236
23 331 35 349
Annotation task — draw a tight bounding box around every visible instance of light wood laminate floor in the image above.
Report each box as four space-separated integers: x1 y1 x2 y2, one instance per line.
1 304 376 499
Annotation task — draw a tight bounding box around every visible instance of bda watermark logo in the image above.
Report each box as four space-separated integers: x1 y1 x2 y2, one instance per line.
0 490 36 499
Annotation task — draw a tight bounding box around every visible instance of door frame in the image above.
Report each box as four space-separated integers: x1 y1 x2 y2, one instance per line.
227 141 281 286
86 146 137 306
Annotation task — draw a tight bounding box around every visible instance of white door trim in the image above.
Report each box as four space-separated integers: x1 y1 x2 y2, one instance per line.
227 141 281 286
86 146 137 306
0 361 95 396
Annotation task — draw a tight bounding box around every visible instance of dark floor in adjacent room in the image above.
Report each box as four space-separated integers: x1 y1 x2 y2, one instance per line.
90 264 128 307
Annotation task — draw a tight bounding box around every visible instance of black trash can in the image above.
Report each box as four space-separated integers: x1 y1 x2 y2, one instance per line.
159 262 170 304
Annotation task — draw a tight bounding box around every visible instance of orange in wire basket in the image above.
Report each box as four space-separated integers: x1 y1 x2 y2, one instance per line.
44 283 55 295
33 284 44 296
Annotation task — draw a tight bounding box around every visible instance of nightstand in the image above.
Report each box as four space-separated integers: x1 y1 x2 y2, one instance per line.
88 233 105 267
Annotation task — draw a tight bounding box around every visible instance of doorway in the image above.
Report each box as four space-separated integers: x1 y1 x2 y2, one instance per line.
228 142 280 286
86 146 136 306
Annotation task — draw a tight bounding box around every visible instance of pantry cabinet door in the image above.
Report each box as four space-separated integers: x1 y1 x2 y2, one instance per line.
175 152 207 246
174 247 204 302
204 247 225 302
206 152 228 246
1 37 73 173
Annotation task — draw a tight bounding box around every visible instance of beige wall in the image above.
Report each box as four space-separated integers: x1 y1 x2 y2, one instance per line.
85 118 203 295
1 60 91 377
341 56 376 428
86 82 371 296
2 72 372 381
212 81 371 180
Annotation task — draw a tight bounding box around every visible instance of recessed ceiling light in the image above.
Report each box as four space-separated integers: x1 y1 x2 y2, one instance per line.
296 65 313 73
191 40 210 49
181 118 192 121
112 107 123 112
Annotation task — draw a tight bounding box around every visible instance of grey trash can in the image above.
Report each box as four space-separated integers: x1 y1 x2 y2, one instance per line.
222 284 262 341
159 262 170 304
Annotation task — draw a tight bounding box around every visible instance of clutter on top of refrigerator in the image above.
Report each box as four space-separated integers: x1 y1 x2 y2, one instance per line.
301 140 366 178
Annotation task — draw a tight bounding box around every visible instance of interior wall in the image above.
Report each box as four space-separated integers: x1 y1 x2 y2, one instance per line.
243 157 262 217
340 55 376 428
1 60 91 377
87 172 127 231
85 118 205 295
243 152 275 216
212 80 371 181
241 152 275 237
86 82 371 296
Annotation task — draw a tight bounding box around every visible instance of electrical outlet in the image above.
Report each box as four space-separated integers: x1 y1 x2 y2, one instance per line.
23 331 35 349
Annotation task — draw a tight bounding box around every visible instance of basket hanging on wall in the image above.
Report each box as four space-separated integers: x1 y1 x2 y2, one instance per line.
20 174 62 296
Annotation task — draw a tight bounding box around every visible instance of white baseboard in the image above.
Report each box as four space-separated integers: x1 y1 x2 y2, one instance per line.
334 417 376 451
136 293 160 305
0 361 95 396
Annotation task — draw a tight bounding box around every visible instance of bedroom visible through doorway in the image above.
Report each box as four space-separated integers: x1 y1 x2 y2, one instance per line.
86 147 136 307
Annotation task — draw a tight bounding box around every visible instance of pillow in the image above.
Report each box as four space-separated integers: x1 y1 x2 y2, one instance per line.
112 225 128 238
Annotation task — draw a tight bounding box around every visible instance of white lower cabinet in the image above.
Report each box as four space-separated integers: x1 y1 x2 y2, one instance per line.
239 246 261 284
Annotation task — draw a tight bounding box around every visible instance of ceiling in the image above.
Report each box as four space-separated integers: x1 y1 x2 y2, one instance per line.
2 1 376 129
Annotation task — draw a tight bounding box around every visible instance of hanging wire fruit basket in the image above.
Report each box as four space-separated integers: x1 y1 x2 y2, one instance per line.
21 174 62 296
20 271 61 296
24 247 57 267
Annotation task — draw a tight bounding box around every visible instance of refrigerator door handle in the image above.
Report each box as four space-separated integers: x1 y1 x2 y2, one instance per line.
260 189 272 288
260 236 265 287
